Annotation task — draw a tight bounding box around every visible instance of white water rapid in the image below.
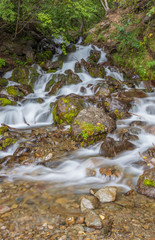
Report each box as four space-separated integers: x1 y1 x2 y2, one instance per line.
0 41 155 193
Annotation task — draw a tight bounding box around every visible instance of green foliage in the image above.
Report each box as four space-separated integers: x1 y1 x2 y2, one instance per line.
0 58 6 68
0 0 104 43
112 15 143 52
147 6 155 17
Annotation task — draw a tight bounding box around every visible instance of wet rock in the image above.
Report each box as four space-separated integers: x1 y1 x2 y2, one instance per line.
86 168 96 177
42 60 63 71
66 44 76 53
53 96 84 124
85 211 102 229
119 89 147 99
80 195 99 212
81 59 106 78
17 84 33 96
137 168 155 198
91 187 117 203
80 86 86 93
6 86 24 98
0 78 8 87
11 66 39 87
130 121 146 127
88 49 101 63
95 88 111 98
100 137 135 157
145 125 155 135
71 107 116 145
13 147 31 157
46 70 82 94
74 62 82 73
99 166 121 178
103 97 131 119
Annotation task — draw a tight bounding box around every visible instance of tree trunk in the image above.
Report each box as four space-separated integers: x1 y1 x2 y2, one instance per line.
99 0 110 13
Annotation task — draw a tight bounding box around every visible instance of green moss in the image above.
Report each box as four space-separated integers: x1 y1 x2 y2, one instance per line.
0 98 15 106
12 67 29 84
53 97 83 125
47 69 57 73
0 137 16 150
143 179 155 187
75 121 105 142
0 126 8 135
6 86 18 96
0 78 8 87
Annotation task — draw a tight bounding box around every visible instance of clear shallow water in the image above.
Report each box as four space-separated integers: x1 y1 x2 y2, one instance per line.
0 42 155 193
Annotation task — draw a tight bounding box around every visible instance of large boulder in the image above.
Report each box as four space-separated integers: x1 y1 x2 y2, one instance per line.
88 49 101 63
52 96 84 124
10 66 39 88
81 59 106 78
137 168 155 198
42 60 63 71
103 97 131 119
71 107 116 145
46 70 82 95
100 137 135 157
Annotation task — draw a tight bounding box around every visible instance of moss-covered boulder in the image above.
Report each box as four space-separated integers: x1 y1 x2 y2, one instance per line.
46 70 82 94
42 60 63 71
11 66 39 88
88 49 101 63
0 126 8 136
0 136 17 151
53 96 84 125
0 78 8 87
103 97 131 120
71 107 116 146
0 98 16 107
6 86 23 97
81 59 106 78
137 168 155 198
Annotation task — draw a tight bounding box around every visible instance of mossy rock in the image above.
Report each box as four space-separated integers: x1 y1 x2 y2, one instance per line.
6 86 24 97
11 67 29 84
0 137 16 150
46 70 82 94
36 51 53 63
137 168 155 198
0 98 16 107
0 126 8 136
88 49 101 63
71 107 116 146
81 59 106 78
0 78 8 87
52 96 84 125
11 66 39 88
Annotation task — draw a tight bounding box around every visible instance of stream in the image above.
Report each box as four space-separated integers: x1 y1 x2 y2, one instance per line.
0 40 155 193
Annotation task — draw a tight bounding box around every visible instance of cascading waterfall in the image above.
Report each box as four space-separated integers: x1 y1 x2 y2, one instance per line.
0 41 154 193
